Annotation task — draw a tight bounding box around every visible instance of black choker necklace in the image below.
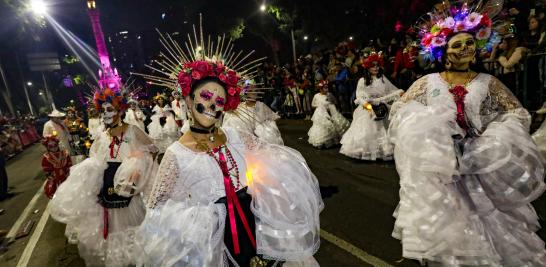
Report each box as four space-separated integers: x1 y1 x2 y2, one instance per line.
190 126 216 142
448 69 470 73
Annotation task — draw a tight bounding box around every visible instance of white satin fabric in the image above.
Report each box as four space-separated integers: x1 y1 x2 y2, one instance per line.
390 73 546 266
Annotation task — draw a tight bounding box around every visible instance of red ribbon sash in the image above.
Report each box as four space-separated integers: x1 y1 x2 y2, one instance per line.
449 85 469 131
217 150 256 255
103 207 109 239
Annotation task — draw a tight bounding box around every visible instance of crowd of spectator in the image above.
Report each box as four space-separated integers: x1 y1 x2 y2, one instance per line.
256 0 546 115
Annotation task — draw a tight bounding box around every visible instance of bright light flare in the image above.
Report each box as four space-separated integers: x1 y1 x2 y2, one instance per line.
260 4 266 12
303 35 309 40
30 0 47 16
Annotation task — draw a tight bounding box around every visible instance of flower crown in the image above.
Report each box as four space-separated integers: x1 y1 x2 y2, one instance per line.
362 52 384 69
417 1 500 61
177 60 241 111
93 88 129 112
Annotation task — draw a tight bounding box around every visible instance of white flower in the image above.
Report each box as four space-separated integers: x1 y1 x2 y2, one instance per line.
464 12 483 29
431 37 446 47
476 27 491 40
442 17 455 28
454 21 466 32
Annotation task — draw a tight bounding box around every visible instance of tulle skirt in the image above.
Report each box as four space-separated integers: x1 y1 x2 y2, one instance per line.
532 120 546 159
340 107 392 160
328 104 350 136
255 120 284 145
135 143 322 266
308 106 339 148
390 102 546 266
50 157 146 267
147 115 180 153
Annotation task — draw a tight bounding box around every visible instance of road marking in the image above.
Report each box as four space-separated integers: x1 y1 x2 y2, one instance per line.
16 203 50 267
320 228 393 267
6 181 46 240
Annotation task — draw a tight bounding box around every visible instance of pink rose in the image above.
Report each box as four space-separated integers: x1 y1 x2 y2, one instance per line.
227 86 238 96
215 63 225 74
218 73 228 84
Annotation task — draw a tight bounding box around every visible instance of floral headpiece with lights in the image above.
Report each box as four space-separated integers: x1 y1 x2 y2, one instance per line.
133 14 266 112
362 52 384 69
416 0 503 61
93 88 129 112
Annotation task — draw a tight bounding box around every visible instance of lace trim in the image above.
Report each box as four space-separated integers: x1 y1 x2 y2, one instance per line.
480 77 530 129
390 76 428 117
146 150 179 209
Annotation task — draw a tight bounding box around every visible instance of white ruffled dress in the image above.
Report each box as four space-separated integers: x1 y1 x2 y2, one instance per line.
308 93 349 148
136 127 323 266
340 77 402 160
50 125 157 267
532 120 546 159
147 104 180 153
223 101 284 145
390 73 546 266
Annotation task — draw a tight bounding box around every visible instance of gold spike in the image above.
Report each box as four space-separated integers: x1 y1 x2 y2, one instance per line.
144 64 176 78
235 56 265 72
167 34 190 63
231 50 256 69
199 13 205 56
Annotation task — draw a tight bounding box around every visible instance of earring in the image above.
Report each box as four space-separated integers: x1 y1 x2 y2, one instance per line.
471 56 477 64
445 60 452 70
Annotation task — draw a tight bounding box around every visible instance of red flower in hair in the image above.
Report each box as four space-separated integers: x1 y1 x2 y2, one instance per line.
227 86 238 96
439 28 453 37
224 94 240 111
480 14 492 28
215 62 225 75
177 72 192 97
192 61 213 77
363 53 384 69
225 70 239 86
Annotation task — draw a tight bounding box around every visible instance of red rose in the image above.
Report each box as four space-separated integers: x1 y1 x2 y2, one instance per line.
191 71 202 80
215 63 225 75
225 70 239 86
480 14 492 28
421 35 433 47
177 72 192 97
439 28 453 37
224 95 240 111
192 61 213 78
227 86 238 96
218 73 228 84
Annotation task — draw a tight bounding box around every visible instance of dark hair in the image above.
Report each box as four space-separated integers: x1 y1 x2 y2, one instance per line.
363 67 384 86
189 76 227 99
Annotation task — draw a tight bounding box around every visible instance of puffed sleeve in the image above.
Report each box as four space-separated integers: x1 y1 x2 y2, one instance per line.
145 149 179 209
354 78 368 105
235 130 323 262
389 75 428 118
458 76 545 208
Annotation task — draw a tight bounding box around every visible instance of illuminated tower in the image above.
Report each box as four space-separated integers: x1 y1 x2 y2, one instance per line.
87 0 121 90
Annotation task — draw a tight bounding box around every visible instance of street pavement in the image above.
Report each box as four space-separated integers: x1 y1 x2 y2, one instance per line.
1 119 545 267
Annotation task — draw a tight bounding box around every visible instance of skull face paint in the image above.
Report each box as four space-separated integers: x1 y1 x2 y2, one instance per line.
187 81 226 129
446 33 476 69
102 103 119 126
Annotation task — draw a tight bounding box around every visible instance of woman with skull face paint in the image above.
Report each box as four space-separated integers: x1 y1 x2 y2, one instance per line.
389 2 546 266
50 88 158 267
340 52 402 160
147 93 180 154
135 29 322 266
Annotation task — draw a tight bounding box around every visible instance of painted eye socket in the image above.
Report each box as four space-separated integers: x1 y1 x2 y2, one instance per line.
451 42 462 49
215 97 226 107
200 90 214 101
466 40 475 46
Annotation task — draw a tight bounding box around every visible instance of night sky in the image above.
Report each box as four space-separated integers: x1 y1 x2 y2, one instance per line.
0 0 434 114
